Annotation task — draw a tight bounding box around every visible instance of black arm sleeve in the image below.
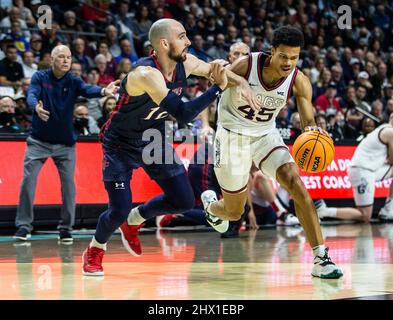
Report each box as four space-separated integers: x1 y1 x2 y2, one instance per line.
159 85 222 123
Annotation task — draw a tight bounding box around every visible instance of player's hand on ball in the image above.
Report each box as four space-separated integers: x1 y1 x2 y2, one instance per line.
304 125 329 138
35 100 50 122
209 62 228 91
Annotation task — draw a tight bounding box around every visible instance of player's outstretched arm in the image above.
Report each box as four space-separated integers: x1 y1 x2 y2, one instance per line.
294 71 328 136
126 65 226 123
184 53 261 112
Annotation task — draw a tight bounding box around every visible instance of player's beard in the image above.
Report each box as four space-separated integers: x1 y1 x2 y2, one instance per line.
168 43 187 62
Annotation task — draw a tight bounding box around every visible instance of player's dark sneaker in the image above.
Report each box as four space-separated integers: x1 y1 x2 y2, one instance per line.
13 227 31 241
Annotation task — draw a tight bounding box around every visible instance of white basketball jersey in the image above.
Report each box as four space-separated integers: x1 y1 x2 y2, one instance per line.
218 52 298 137
350 124 392 171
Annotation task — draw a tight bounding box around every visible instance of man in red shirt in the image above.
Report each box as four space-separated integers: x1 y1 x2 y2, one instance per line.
314 81 341 114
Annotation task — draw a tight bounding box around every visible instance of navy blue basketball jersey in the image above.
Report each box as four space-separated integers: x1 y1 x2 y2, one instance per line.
100 54 188 145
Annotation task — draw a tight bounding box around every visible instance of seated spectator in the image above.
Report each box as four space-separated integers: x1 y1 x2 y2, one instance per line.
116 58 132 80
70 62 82 78
114 0 135 38
370 99 384 123
356 71 374 100
73 104 100 136
383 98 393 122
0 44 24 92
130 4 153 43
13 0 36 27
60 10 83 45
314 81 341 114
339 85 356 113
349 57 362 83
7 20 29 56
344 85 370 139
288 112 302 142
310 56 325 84
207 33 228 60
13 91 31 131
0 6 31 39
312 68 332 101
114 38 138 65
17 77 30 98
356 117 376 142
104 25 121 57
94 54 114 87
21 51 37 78
184 13 199 39
82 0 109 29
188 35 211 62
86 67 100 85
381 83 393 106
97 40 116 78
0 95 22 133
142 40 153 57
40 21 67 54
97 96 117 128
330 65 346 98
72 38 94 76
325 111 345 142
29 33 42 64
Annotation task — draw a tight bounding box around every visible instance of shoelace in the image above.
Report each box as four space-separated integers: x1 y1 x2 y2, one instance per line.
315 248 334 265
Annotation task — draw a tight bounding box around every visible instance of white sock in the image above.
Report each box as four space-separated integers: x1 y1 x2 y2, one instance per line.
312 244 326 258
127 206 146 225
90 237 107 250
323 207 337 218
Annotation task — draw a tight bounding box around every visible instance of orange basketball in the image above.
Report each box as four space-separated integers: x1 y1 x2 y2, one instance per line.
292 131 335 173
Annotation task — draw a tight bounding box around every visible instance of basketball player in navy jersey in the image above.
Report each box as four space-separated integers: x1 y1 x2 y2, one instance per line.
201 26 343 278
82 19 261 276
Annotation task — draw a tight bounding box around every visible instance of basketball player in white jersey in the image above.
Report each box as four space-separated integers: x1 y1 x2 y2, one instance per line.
202 26 343 278
227 42 300 227
316 113 393 222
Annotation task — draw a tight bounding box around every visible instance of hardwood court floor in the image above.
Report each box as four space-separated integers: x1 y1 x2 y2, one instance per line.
1 223 393 300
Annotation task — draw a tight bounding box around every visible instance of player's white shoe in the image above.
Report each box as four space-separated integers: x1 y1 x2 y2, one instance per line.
201 190 229 233
312 247 344 279
378 201 393 221
276 212 300 226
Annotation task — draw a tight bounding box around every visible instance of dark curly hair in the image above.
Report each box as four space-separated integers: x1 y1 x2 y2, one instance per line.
272 26 304 48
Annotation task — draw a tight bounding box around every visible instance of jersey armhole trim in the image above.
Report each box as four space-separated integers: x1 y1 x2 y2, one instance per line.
244 54 252 81
287 68 298 101
378 127 389 145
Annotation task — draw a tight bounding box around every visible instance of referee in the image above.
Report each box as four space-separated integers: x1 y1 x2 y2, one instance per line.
14 45 119 242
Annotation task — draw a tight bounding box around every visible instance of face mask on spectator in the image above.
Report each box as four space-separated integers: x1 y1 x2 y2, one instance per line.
0 112 14 125
74 117 89 130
